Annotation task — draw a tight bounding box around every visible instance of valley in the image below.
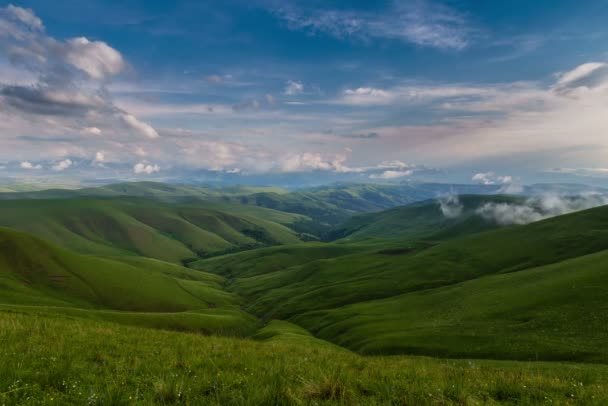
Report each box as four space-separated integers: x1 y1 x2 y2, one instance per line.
1 181 608 404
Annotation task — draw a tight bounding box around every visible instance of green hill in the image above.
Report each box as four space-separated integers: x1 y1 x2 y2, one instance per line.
0 226 258 335
328 194 522 241
0 181 288 202
2 182 608 401
0 198 304 264
194 204 608 361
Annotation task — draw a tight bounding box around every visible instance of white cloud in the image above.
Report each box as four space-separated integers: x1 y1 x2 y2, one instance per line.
83 127 102 136
120 113 159 139
133 146 147 157
472 172 512 185
5 5 43 31
339 87 395 106
0 4 159 150
271 0 471 50
94 151 105 162
52 158 73 171
438 194 463 218
20 161 41 169
280 152 349 172
133 162 160 174
65 37 125 80
369 169 413 179
476 194 608 225
555 62 607 89
284 80 304 95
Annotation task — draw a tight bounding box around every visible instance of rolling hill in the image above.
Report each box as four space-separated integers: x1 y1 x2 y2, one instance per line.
194 203 608 361
327 194 523 241
1 182 608 380
0 197 305 263
0 226 258 335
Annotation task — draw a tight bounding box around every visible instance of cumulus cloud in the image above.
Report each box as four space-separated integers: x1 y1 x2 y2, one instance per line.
284 80 304 95
20 161 41 169
133 162 160 174
52 158 73 171
438 194 463 218
280 152 350 172
472 172 512 185
0 4 159 147
64 37 125 80
476 194 608 225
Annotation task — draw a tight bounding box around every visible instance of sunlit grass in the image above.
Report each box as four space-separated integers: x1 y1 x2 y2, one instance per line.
1 312 608 405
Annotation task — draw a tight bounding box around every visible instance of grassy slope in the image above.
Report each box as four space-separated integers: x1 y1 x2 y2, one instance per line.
328 195 521 242
2 311 608 405
297 249 608 361
0 181 289 201
195 204 608 361
0 198 303 263
0 227 258 335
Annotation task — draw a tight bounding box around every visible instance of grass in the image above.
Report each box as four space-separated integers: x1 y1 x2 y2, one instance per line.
2 183 608 403
2 311 608 405
327 195 522 242
0 197 303 263
0 227 259 335
295 249 608 361
193 204 608 361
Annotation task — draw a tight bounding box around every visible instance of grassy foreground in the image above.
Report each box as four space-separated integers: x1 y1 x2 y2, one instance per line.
1 312 608 405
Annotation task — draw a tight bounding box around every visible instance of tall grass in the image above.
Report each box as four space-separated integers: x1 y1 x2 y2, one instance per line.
1 312 608 405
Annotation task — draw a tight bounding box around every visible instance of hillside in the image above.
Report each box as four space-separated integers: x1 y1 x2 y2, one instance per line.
0 181 288 202
0 226 258 335
0 181 504 228
194 204 608 361
327 194 522 241
0 198 304 263
3 312 608 405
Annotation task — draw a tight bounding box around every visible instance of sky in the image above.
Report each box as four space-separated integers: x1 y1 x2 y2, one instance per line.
1 0 608 187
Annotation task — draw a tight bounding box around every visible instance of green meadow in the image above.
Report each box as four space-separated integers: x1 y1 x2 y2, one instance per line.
2 313 608 405
1 182 608 404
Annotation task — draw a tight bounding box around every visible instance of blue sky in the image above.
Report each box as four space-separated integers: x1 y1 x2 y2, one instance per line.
1 0 608 187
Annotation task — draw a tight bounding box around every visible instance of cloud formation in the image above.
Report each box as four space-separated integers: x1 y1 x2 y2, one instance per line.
133 162 160 174
284 80 304 95
269 0 472 50
472 172 512 185
0 4 159 142
52 159 73 171
20 161 42 170
438 194 463 218
476 194 608 225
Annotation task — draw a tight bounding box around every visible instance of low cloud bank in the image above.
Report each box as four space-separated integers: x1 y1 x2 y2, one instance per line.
438 194 463 218
476 194 608 225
